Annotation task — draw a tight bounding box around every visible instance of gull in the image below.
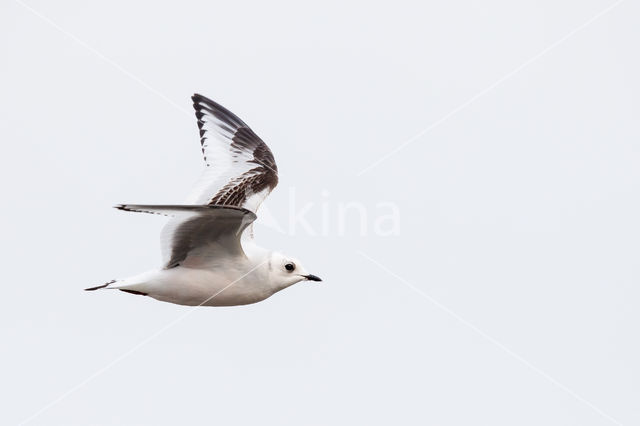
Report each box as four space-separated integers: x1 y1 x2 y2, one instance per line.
86 94 321 306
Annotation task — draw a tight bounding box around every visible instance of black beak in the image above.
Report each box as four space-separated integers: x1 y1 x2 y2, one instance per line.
304 274 322 282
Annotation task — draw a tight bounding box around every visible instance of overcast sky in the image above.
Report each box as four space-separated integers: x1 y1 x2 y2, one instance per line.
1 0 639 425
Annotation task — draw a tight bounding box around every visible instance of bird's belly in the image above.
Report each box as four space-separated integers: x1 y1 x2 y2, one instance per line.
147 268 272 307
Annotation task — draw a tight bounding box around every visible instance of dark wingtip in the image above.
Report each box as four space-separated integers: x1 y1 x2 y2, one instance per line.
192 93 209 108
120 289 148 296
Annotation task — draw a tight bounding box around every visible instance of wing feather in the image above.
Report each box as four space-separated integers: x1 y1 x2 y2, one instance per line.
116 204 256 268
117 95 278 268
185 94 279 216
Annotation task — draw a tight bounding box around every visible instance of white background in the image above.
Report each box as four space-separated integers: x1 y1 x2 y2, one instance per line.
1 0 639 425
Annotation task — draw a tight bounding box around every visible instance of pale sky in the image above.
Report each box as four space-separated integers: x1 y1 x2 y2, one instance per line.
1 0 639 425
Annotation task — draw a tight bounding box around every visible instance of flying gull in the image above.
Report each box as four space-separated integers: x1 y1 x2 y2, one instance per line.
86 94 321 306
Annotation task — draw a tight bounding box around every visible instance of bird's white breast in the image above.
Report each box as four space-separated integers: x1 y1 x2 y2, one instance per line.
145 261 273 307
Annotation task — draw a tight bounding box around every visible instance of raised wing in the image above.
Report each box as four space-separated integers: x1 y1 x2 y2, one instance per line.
185 94 279 214
116 204 256 269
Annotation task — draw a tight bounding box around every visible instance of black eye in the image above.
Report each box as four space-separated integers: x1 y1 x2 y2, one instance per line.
285 263 295 272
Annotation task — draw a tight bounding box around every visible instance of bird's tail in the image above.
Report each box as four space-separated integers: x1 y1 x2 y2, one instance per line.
85 272 155 295
84 279 148 296
85 279 118 291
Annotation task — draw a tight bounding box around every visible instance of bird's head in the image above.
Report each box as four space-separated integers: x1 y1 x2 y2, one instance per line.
268 252 321 291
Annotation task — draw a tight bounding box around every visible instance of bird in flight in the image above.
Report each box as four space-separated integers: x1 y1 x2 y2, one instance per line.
86 94 321 306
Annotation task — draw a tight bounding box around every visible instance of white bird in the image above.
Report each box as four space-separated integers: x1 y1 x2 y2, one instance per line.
86 94 321 306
